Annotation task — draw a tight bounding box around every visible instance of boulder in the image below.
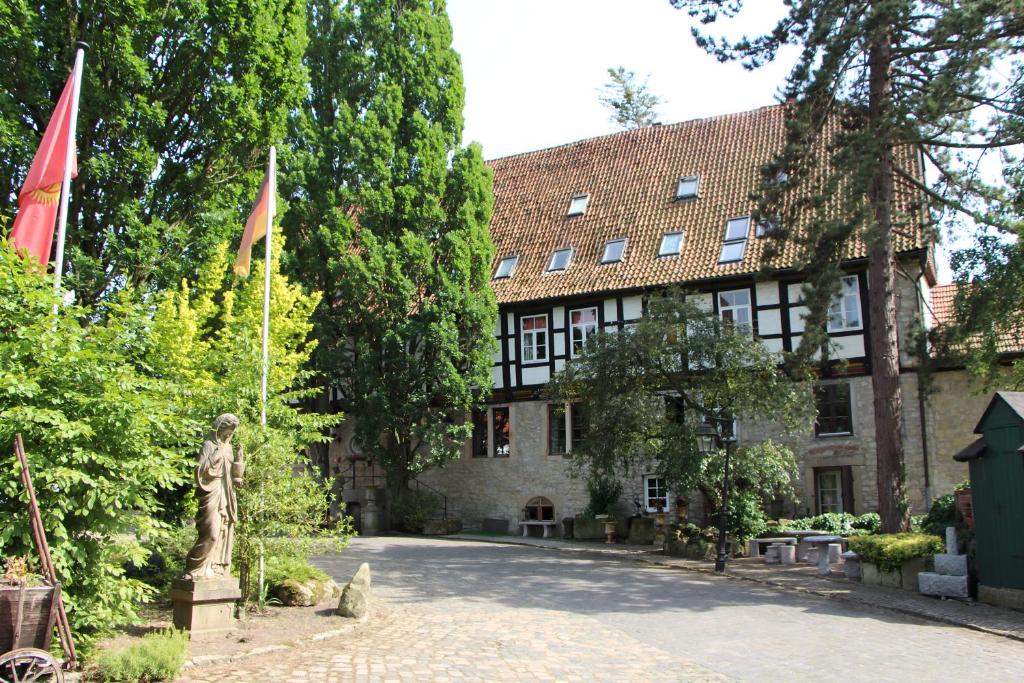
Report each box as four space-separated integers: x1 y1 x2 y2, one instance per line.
336 562 371 618
272 578 324 607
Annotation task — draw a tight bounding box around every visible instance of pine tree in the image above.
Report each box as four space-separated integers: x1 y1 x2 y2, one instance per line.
672 0 1024 531
0 1 308 304
598 66 662 129
282 0 496 515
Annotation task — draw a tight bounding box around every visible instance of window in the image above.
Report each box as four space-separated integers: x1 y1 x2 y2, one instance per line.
492 406 510 457
568 194 589 216
814 466 853 514
570 403 587 449
756 217 779 238
547 248 574 272
676 175 699 200
601 238 627 263
524 496 555 521
644 475 670 512
815 383 852 436
828 275 862 331
718 216 750 263
521 314 548 363
548 404 567 455
493 256 518 279
569 306 598 357
718 289 752 337
664 394 686 424
658 231 684 257
471 409 488 458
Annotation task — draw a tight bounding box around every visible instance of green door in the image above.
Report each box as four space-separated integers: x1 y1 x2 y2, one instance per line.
973 421 1024 590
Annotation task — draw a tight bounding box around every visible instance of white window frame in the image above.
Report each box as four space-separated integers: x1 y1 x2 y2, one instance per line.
719 216 750 263
493 255 518 279
718 288 753 338
520 314 548 364
658 231 684 257
601 238 627 264
827 275 863 332
676 175 700 200
568 194 589 216
643 474 671 513
569 306 599 358
547 248 574 272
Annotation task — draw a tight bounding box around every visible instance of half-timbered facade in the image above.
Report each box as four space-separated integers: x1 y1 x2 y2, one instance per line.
332 104 984 531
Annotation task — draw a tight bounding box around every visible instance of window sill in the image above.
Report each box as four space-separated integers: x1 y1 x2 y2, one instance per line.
521 359 549 367
815 432 853 439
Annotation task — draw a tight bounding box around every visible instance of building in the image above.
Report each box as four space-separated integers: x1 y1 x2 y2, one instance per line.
333 104 987 531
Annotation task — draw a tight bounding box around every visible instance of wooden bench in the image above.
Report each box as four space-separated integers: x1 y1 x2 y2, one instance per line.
747 536 798 558
519 520 557 538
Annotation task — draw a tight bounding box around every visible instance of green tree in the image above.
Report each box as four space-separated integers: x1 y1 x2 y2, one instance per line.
673 0 1024 531
282 0 497 516
597 66 662 129
545 291 814 525
0 1 308 304
145 239 348 602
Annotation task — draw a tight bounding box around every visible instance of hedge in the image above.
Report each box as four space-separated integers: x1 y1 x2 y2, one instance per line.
847 533 944 573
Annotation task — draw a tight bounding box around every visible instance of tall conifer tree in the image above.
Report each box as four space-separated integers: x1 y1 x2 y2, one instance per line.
673 0 1024 531
283 0 496 508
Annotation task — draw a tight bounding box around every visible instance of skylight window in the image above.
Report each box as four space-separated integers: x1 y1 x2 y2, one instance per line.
547 248 574 272
601 239 627 264
718 216 750 264
676 176 700 200
659 231 684 257
567 194 589 216
493 256 518 279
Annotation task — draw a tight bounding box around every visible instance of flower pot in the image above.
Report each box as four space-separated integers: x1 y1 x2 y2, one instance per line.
603 519 617 544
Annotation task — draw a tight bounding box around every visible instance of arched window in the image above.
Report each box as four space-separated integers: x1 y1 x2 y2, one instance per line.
524 496 554 521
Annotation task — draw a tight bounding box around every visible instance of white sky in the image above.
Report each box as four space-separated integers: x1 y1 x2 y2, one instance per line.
448 0 796 160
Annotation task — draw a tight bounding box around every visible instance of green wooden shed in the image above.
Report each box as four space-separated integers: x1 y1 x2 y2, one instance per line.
954 391 1024 609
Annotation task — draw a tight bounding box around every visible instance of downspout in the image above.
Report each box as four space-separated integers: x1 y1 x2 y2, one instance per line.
914 269 932 506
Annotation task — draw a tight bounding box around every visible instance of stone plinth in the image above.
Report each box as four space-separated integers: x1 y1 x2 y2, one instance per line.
918 572 969 598
933 553 968 577
170 576 241 637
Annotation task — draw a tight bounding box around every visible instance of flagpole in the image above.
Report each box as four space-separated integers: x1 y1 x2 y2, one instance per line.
260 146 275 427
53 41 87 303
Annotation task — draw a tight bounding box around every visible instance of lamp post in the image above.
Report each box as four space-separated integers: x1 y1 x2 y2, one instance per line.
697 415 737 573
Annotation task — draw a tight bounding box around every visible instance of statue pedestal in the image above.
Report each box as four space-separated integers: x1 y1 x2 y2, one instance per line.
170 577 241 637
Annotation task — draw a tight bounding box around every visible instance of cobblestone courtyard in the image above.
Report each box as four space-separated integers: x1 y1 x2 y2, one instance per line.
179 537 1024 682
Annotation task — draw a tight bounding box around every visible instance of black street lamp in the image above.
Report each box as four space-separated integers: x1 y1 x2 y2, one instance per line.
697 415 738 573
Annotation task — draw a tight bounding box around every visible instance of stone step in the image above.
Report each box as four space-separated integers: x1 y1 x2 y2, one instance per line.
918 571 969 599
933 553 968 577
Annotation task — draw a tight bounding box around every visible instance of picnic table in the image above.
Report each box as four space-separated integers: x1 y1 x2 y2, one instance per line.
804 535 845 576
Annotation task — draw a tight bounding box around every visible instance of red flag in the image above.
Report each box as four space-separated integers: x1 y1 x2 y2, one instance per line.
233 166 276 277
10 73 79 264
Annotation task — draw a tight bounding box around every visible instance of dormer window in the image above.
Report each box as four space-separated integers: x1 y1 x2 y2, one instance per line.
659 231 684 257
600 239 627 264
676 176 699 200
718 216 750 264
567 194 589 216
493 256 518 279
547 248 574 272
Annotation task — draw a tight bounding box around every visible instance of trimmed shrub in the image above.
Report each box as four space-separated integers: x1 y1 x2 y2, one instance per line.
848 533 944 573
90 628 188 682
265 555 330 587
393 490 439 533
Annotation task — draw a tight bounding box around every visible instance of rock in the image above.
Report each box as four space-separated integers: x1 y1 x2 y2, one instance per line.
273 578 324 607
336 562 371 618
324 579 342 599
918 571 969 598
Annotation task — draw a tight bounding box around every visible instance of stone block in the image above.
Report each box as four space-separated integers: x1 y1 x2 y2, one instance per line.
481 517 509 534
841 551 861 580
900 556 927 592
933 553 968 577
170 576 241 637
862 562 902 589
827 543 842 563
627 517 656 545
918 572 969 599
337 562 371 619
747 539 761 558
764 544 781 564
778 545 796 565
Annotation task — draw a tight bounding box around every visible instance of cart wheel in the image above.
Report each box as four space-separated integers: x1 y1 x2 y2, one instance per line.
0 648 64 683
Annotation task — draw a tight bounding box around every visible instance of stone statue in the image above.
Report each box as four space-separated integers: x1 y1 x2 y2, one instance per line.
183 414 245 579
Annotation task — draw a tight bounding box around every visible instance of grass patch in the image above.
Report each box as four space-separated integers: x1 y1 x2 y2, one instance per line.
89 628 188 682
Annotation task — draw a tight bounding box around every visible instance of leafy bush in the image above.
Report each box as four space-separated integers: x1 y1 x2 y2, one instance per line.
265 555 330 586
851 512 881 533
393 490 439 533
726 492 767 541
584 476 623 516
90 628 188 682
130 526 196 593
848 533 945 573
773 512 879 535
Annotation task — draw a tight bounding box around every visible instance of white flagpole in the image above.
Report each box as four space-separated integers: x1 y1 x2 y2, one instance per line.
53 41 87 303
260 146 276 427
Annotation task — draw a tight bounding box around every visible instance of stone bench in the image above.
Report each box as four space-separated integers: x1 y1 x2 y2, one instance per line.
519 520 557 538
747 537 798 558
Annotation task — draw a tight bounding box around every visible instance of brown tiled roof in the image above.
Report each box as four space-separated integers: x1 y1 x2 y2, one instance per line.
487 104 927 305
929 282 1023 355
930 283 957 328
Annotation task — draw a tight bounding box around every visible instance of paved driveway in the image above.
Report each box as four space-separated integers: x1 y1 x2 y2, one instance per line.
184 536 1024 682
